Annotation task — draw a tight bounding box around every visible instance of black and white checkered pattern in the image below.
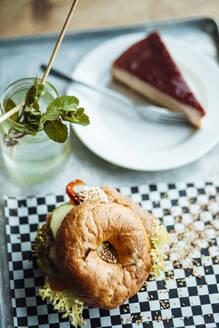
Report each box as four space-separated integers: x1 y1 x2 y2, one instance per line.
4 182 219 328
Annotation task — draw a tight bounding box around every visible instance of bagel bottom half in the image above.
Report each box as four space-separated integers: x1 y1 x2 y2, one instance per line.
55 201 152 309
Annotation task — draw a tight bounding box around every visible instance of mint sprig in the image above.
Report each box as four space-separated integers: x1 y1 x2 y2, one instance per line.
61 107 90 125
25 77 45 110
41 95 89 143
44 119 68 143
41 95 79 122
4 78 90 145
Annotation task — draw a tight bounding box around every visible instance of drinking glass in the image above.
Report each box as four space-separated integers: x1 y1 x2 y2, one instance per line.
0 78 71 183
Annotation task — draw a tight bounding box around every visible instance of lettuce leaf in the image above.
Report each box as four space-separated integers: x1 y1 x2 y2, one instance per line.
149 225 169 277
39 280 85 327
32 225 85 327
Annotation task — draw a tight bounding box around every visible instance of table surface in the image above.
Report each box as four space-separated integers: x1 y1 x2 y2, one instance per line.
0 19 219 202
1 18 219 328
1 0 219 39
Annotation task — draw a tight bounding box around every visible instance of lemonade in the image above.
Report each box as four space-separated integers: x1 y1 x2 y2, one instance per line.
0 78 71 183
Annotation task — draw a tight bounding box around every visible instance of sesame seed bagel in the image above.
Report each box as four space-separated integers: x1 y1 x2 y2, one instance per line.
55 201 152 309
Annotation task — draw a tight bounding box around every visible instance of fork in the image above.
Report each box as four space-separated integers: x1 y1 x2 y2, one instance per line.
41 64 190 126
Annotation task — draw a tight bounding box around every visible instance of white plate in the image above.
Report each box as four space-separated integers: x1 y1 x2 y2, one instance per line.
67 33 219 171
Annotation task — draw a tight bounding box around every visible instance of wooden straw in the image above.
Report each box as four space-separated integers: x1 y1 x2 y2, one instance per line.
41 0 78 84
0 0 79 124
0 102 24 124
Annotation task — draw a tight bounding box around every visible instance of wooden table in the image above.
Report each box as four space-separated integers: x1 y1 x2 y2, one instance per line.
0 0 219 39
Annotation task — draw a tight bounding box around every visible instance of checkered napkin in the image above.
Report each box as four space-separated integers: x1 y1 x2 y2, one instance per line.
4 182 219 328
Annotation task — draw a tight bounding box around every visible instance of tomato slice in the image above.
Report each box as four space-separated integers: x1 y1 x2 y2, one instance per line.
66 179 86 205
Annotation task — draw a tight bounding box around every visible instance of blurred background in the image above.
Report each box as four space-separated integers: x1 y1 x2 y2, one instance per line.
0 0 219 38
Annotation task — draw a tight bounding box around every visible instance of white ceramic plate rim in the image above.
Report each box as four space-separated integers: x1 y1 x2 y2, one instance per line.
68 33 219 171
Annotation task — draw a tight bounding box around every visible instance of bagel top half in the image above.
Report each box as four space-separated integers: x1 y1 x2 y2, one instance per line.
55 200 152 309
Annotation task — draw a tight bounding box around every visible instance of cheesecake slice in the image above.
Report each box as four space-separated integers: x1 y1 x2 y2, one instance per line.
112 31 205 128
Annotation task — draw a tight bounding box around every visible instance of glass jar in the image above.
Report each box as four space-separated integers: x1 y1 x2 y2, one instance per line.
0 78 71 183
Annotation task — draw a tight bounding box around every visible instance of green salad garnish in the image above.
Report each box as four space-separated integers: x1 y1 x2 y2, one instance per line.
32 224 85 327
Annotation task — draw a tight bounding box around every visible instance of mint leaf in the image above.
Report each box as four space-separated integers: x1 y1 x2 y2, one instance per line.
25 85 36 106
33 99 39 110
61 107 90 126
43 96 80 121
34 77 44 94
44 119 68 143
22 111 42 134
5 98 18 121
25 77 44 108
5 98 16 111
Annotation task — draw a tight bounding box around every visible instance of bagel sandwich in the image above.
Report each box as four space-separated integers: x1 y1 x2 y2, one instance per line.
33 180 169 327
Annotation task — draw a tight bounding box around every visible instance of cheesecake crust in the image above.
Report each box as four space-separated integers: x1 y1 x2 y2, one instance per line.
112 66 202 128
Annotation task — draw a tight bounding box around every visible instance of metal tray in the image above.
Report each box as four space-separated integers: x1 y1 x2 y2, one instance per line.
0 16 219 96
1 17 219 328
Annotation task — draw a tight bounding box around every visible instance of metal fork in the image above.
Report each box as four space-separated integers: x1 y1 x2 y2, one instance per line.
136 104 189 125
41 64 190 126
